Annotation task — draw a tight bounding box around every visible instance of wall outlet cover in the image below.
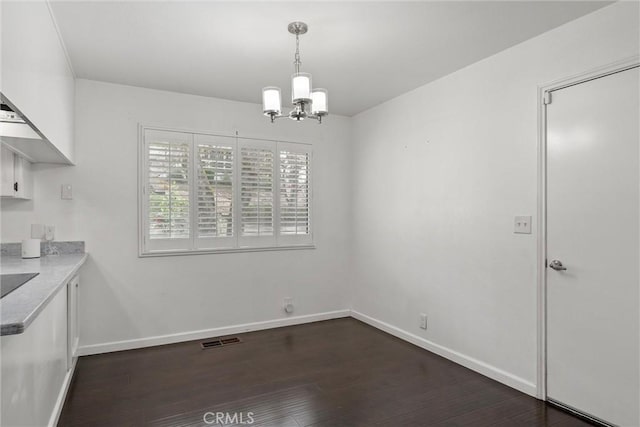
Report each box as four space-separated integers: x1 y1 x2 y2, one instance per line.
420 313 428 329
284 297 294 314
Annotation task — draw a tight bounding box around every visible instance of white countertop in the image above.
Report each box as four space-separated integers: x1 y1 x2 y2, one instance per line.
1 253 88 336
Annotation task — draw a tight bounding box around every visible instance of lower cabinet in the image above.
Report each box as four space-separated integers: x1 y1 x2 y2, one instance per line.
67 275 80 370
0 274 80 426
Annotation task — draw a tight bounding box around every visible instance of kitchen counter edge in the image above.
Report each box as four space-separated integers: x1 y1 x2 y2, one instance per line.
1 253 88 336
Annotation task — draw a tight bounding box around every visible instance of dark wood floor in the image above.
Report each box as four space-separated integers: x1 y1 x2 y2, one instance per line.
59 318 593 427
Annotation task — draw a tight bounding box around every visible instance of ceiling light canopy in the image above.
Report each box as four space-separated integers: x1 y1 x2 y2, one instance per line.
262 22 328 124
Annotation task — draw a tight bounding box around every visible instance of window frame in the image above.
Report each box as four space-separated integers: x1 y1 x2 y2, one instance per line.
138 124 315 257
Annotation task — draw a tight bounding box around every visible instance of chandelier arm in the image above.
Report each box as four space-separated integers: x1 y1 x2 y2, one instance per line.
267 112 285 123
306 113 322 123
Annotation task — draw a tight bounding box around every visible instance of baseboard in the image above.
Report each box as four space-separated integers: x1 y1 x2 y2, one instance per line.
76 308 536 398
48 356 77 427
77 309 350 356
350 310 537 397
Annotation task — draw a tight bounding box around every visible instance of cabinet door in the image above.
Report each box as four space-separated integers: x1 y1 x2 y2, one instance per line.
0 288 68 426
14 156 32 199
67 275 79 370
1 145 15 197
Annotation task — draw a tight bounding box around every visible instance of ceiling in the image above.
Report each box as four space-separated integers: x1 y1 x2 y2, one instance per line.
50 1 611 116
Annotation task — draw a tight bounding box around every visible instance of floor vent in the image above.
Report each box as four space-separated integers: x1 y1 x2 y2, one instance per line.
201 337 242 349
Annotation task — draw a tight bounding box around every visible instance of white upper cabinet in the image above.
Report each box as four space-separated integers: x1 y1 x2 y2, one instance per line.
0 145 14 197
1 144 33 200
0 0 75 164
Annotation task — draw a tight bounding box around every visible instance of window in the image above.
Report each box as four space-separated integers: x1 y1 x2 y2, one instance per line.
279 143 311 245
145 129 191 252
140 127 313 255
239 139 275 248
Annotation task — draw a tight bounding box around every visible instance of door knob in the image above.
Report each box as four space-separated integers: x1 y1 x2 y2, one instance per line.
549 259 567 271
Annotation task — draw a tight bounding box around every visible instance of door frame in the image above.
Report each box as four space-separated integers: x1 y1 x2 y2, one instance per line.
536 55 640 400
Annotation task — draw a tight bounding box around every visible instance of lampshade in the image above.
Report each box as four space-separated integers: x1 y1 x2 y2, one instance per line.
311 89 328 115
291 73 312 103
262 87 282 114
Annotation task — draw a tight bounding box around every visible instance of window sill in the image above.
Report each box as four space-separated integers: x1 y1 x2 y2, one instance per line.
139 244 316 258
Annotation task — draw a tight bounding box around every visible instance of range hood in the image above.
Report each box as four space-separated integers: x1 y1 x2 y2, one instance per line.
0 100 70 164
0 104 43 141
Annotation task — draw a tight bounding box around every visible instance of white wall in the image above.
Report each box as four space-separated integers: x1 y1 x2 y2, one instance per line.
1 1 637 396
1 79 352 348
350 1 639 394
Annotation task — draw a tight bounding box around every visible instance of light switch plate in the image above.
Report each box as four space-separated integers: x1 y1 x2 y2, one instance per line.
61 184 73 200
514 216 532 234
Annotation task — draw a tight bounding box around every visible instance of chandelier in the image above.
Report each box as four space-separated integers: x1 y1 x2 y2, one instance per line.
262 22 328 124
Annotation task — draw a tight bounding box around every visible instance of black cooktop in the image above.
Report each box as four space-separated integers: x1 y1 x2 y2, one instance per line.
1 273 39 299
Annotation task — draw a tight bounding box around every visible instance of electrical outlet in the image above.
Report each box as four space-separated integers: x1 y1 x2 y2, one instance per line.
284 297 294 314
420 313 428 330
514 216 532 234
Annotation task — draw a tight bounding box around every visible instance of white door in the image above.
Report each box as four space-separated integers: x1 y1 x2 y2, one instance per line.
546 66 639 426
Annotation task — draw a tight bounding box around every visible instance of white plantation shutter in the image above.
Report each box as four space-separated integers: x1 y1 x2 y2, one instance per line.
195 134 236 249
278 142 312 245
238 139 276 247
144 129 192 252
140 127 314 255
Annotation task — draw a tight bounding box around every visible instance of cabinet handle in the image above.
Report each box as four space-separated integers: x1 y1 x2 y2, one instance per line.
13 182 18 192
